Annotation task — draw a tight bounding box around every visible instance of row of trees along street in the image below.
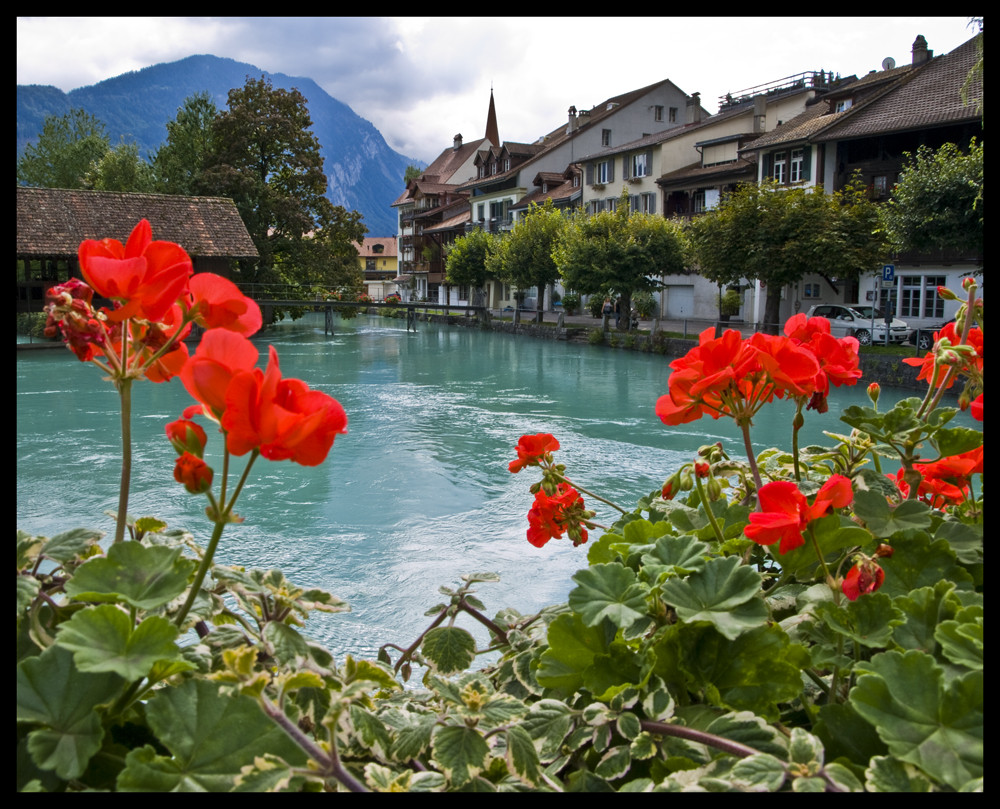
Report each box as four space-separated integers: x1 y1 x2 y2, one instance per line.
17 77 367 319
446 136 982 333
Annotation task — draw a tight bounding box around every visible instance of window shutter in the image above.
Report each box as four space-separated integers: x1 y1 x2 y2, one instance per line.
801 145 812 181
762 153 772 181
608 160 614 183
622 156 630 180
649 194 656 214
586 163 593 185
645 150 653 176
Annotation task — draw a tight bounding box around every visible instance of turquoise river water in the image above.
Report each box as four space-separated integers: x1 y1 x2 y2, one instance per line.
16 312 976 662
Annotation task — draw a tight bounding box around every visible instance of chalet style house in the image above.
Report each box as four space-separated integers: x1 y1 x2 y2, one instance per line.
389 31 982 325
353 236 399 300
16 187 258 313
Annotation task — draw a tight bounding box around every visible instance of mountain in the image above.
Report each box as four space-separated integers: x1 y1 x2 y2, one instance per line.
16 54 424 236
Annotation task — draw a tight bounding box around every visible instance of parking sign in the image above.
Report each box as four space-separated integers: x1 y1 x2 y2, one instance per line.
882 264 895 282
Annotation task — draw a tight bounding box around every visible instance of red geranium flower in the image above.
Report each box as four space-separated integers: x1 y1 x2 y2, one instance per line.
189 273 262 336
180 330 261 419
526 483 588 548
970 393 983 421
902 323 983 388
842 560 885 601
744 475 853 554
166 418 208 457
222 345 348 466
78 219 193 324
509 433 560 473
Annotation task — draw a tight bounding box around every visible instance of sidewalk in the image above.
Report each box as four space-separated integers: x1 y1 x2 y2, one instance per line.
487 308 759 338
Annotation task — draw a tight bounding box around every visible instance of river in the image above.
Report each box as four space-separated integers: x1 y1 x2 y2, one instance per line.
16 312 975 661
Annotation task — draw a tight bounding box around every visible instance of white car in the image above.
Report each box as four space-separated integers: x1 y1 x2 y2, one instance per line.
805 304 909 346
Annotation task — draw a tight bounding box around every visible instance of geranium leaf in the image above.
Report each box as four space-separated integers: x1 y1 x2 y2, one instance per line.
16 645 124 780
56 606 182 681
117 679 306 791
877 533 974 598
65 542 195 610
931 426 982 458
659 556 768 640
851 650 983 790
811 592 900 649
853 489 931 537
934 619 983 670
38 528 105 565
421 626 476 675
535 613 612 694
568 563 648 630
639 534 709 583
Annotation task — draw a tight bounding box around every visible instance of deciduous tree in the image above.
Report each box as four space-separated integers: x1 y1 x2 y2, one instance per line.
152 91 219 196
494 200 567 324
445 228 500 306
17 108 110 189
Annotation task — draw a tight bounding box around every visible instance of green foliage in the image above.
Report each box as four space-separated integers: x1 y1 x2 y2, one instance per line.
555 204 685 331
493 200 567 322
686 178 888 331
880 139 983 259
445 228 499 291
17 108 110 189
151 91 219 196
84 138 157 193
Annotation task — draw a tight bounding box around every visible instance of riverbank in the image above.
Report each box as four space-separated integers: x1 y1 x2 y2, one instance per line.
368 307 933 392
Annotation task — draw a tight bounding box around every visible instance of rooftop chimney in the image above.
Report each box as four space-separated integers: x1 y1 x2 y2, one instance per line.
453 134 463 151
686 93 702 124
912 35 933 66
567 105 578 135
753 96 767 133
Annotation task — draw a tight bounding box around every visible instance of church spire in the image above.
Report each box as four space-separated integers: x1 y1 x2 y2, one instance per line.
485 87 499 146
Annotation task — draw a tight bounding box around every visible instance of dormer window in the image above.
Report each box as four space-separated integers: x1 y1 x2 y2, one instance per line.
835 98 853 113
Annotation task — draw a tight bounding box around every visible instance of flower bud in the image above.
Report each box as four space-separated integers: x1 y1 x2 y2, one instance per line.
874 543 894 559
707 477 723 501
174 452 213 494
680 472 693 491
962 277 977 293
936 285 959 301
694 461 710 479
166 418 208 458
867 382 880 405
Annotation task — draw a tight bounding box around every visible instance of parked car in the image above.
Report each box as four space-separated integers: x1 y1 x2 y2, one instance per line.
907 320 954 351
805 304 909 345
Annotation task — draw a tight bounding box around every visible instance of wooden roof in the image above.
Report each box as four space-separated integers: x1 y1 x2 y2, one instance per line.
16 187 259 259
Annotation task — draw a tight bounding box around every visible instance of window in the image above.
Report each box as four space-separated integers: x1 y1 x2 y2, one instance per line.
591 159 612 184
835 98 853 113
693 190 706 213
606 197 617 212
873 175 888 197
790 148 804 183
900 275 946 319
803 283 820 298
631 152 648 178
630 193 656 214
653 105 663 121
772 152 787 184
669 107 678 123
602 129 612 146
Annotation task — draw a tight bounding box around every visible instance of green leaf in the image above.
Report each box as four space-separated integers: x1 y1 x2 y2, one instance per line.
659 556 768 640
811 592 900 649
38 528 105 565
17 575 40 618
850 650 983 790
16 645 124 780
853 489 931 537
117 679 306 791
421 626 477 675
639 534 709 583
934 618 983 670
877 533 974 598
864 755 933 792
891 581 965 654
568 563 648 630
65 542 196 610
931 426 982 458
594 745 631 780
505 725 541 785
262 621 310 664
730 753 787 791
431 725 489 786
519 699 575 762
535 613 612 694
56 606 182 681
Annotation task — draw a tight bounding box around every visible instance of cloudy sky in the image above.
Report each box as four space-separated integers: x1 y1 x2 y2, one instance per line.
17 16 978 164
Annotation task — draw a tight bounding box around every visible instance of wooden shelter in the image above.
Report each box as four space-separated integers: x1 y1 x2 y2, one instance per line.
16 187 258 312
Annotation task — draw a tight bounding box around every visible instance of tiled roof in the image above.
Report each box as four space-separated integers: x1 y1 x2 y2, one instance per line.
812 34 982 141
17 187 258 258
423 209 471 234
353 236 398 257
391 136 490 206
737 101 845 150
656 157 758 189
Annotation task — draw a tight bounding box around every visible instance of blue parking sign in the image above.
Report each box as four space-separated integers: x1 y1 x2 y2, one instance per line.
882 264 895 282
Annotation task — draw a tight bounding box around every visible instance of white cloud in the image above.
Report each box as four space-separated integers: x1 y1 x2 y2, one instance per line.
17 16 979 164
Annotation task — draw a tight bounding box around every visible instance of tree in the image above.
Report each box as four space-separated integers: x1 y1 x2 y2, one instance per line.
17 108 110 189
879 139 983 261
152 91 219 196
202 76 345 286
493 200 567 324
445 228 500 305
277 203 367 293
686 178 888 332
84 139 157 193
555 192 687 330
404 164 422 184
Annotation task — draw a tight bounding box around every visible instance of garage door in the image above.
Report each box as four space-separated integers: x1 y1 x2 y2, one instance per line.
665 285 694 319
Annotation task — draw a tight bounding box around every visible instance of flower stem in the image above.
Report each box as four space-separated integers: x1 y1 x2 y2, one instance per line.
113 377 134 544
740 421 764 500
694 476 726 545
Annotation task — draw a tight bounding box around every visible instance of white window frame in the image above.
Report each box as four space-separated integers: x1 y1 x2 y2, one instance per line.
772 151 787 184
595 160 610 184
631 152 648 178
790 148 804 183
